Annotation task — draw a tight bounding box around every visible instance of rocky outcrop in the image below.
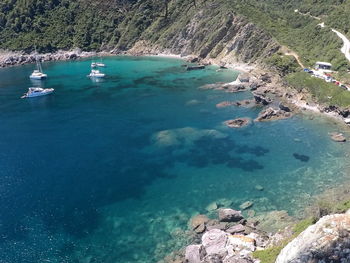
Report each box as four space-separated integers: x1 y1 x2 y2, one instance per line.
224 118 251 128
0 49 96 68
255 107 292 122
253 92 272 105
276 212 350 263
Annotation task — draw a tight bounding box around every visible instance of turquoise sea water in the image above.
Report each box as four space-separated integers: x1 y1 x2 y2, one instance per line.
0 56 350 263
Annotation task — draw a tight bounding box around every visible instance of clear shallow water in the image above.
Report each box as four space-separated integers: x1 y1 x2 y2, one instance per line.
0 56 350 263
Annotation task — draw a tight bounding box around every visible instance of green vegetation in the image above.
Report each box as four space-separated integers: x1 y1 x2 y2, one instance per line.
292 217 316 235
286 72 350 107
0 0 349 71
265 54 299 76
252 245 286 263
315 199 350 217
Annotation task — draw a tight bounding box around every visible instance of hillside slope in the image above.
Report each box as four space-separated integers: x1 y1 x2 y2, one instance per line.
1 0 349 70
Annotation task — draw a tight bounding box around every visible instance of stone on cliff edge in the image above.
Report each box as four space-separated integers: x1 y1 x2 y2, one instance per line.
218 209 243 222
228 234 256 252
202 229 228 256
185 245 206 263
276 213 350 263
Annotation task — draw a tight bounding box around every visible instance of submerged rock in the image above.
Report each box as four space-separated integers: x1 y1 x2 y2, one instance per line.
218 209 243 222
239 201 254 210
216 101 235 108
330 132 347 142
190 214 210 231
292 153 310 162
224 118 251 128
206 202 218 212
187 65 206 71
254 185 264 191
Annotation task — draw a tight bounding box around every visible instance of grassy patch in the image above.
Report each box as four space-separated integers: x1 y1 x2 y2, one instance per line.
286 72 350 107
292 217 316 235
252 245 285 263
335 200 350 213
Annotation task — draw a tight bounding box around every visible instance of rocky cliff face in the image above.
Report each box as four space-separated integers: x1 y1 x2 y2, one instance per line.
276 211 350 263
129 5 280 66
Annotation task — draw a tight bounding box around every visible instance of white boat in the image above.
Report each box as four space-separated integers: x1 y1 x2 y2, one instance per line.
30 70 47 80
91 62 97 68
30 55 47 80
88 69 105 78
96 62 106 67
21 87 54 98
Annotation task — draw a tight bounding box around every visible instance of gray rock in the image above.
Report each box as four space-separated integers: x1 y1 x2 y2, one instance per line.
278 102 291 112
226 224 246 234
202 229 228 256
207 223 228 231
218 209 243 222
239 201 254 210
276 213 350 263
185 244 206 263
238 74 250 83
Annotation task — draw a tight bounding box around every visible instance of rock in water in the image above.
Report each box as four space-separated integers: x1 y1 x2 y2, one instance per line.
254 185 264 191
224 118 251 128
330 132 347 142
239 201 254 210
185 245 205 263
218 209 243 222
202 229 228 256
292 153 310 162
190 214 209 231
276 213 350 263
255 107 292 122
206 202 218 212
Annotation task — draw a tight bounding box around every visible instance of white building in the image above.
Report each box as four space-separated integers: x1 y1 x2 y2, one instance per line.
314 61 332 72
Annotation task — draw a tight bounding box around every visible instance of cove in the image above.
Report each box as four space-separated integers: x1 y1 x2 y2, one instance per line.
0 56 349 263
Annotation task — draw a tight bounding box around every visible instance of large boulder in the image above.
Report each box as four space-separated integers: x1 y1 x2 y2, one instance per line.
202 229 228 256
276 213 350 263
218 209 243 222
185 244 206 263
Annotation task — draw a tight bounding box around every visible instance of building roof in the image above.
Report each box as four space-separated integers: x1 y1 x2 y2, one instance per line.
315 61 332 66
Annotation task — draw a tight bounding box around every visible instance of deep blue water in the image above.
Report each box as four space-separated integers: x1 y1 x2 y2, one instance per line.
0 56 349 263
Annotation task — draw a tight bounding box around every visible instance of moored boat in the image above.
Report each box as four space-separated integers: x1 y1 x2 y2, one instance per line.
21 87 54 98
88 69 105 78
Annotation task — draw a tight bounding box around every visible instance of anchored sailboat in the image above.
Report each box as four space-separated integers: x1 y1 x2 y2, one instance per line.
30 54 47 80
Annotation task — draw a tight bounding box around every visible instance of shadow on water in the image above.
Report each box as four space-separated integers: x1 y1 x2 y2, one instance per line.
173 137 266 171
293 153 310 162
